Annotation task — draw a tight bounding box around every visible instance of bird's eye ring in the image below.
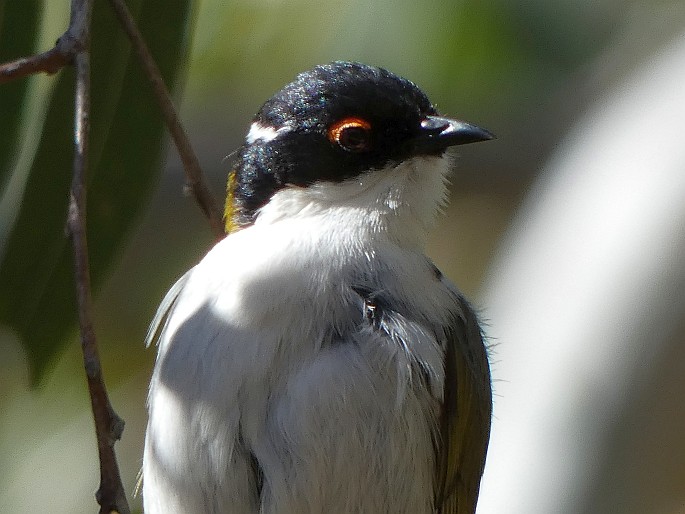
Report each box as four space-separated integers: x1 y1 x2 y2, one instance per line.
327 117 372 153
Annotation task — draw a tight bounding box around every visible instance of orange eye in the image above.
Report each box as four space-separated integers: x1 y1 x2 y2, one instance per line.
327 117 372 152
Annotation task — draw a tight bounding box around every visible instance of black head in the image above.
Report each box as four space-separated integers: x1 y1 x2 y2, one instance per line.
226 61 493 230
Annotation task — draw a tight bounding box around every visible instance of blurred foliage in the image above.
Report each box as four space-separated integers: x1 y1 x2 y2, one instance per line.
184 0 619 117
0 0 196 383
0 0 41 191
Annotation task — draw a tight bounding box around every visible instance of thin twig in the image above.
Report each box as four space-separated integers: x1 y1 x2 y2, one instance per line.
1 0 223 509
0 46 71 84
66 0 130 513
0 0 224 238
0 5 92 84
108 0 225 239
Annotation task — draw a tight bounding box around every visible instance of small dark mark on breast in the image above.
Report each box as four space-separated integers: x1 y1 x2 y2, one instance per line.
351 285 385 330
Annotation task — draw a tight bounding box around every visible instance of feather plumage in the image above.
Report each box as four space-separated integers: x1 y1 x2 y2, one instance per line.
143 61 493 513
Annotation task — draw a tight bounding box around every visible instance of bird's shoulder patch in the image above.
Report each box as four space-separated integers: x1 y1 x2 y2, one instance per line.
224 169 239 234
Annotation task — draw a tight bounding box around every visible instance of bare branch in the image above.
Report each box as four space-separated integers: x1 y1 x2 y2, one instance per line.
2 0 224 509
108 0 226 239
0 0 224 239
0 1 90 84
0 46 71 84
66 0 130 512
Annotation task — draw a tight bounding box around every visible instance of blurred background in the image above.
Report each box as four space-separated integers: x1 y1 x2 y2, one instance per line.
1 0 684 512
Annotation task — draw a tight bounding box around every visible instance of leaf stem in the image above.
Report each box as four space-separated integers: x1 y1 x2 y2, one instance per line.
108 0 225 239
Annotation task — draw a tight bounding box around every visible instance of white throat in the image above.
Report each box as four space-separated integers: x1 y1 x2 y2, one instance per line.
254 154 452 250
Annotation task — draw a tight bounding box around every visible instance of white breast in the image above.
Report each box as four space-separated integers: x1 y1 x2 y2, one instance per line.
143 155 458 513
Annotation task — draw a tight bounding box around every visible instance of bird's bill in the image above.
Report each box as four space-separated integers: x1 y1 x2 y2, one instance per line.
411 115 494 155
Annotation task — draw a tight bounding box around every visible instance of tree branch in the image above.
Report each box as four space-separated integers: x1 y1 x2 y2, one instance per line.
1 0 224 509
0 2 90 84
0 0 224 239
108 0 225 239
66 0 130 513
0 46 71 84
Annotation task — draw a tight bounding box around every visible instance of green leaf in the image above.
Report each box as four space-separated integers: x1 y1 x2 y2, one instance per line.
0 0 42 192
0 0 196 383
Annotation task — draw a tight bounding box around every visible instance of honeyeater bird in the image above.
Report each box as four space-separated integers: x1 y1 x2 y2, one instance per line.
143 61 493 514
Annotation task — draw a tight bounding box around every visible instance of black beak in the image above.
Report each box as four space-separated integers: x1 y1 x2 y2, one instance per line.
411 115 495 155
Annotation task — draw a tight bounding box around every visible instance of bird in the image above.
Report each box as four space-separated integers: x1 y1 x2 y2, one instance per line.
143 61 493 514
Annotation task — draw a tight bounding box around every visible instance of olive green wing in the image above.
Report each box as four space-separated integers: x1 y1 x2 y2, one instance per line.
435 296 492 514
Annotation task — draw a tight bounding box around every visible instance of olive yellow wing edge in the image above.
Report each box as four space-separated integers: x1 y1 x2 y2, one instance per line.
436 296 493 514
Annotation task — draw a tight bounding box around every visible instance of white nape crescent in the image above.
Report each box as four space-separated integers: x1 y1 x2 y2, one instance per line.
246 122 291 144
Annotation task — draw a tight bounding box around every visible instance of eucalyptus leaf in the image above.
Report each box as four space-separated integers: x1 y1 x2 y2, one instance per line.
0 0 195 383
0 0 41 192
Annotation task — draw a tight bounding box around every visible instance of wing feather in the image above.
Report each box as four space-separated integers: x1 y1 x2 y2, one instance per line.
145 271 192 347
436 295 492 514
